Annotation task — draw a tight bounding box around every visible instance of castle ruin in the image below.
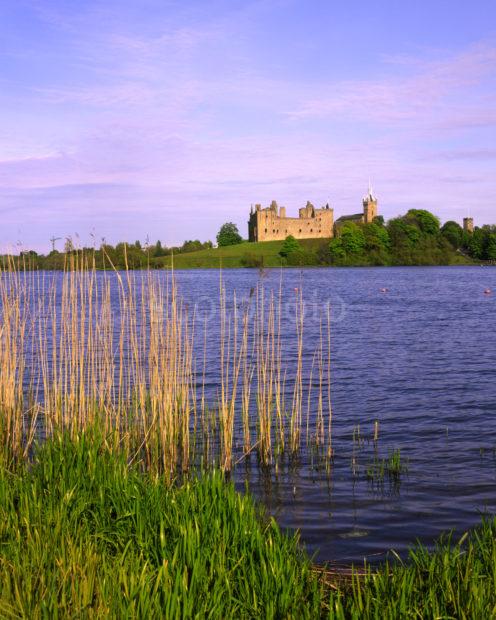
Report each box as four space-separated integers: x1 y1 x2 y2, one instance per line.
248 187 378 242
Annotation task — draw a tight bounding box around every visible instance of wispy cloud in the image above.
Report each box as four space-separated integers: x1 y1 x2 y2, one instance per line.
2 2 496 250
289 44 496 128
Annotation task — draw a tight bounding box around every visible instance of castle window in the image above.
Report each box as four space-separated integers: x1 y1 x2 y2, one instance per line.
265 228 267 233
299 229 302 233
310 229 313 233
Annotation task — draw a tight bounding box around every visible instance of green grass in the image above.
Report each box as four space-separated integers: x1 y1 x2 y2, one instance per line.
1 431 496 618
150 239 328 269
330 523 496 619
0 429 323 618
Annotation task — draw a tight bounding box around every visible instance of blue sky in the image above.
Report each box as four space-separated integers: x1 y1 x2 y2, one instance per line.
1 0 495 251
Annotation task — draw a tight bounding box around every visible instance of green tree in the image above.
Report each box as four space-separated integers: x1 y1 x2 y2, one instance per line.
441 221 463 249
363 222 390 264
340 222 366 255
180 239 213 253
279 235 301 258
466 226 496 260
153 241 167 257
217 223 243 247
363 222 389 251
328 238 346 263
406 209 440 235
486 235 496 260
388 218 421 246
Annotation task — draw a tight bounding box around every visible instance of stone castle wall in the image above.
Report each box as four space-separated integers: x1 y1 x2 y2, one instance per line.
248 201 334 242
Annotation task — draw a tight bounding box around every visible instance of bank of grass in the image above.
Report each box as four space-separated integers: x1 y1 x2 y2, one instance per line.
337 521 496 618
1 430 496 618
150 238 327 269
0 429 324 618
148 239 473 270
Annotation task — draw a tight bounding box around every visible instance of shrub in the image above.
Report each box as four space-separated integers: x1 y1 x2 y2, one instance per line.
240 252 264 268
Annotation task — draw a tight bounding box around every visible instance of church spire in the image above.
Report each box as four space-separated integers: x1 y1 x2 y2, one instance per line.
367 178 375 200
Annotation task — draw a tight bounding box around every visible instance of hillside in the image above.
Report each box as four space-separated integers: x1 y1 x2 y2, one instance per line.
149 239 329 269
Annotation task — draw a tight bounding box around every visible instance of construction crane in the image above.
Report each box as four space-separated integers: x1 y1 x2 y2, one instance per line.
50 236 62 252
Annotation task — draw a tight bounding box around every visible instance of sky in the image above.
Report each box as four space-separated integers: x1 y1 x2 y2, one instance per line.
1 0 495 252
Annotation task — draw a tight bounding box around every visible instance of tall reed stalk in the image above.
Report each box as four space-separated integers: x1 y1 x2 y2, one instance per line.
0 254 333 475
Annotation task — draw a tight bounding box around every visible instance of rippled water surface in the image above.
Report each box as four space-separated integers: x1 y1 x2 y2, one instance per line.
173 266 496 564
11 265 496 563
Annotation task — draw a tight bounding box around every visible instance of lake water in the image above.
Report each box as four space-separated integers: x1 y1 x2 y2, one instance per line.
8 265 496 564
173 266 496 564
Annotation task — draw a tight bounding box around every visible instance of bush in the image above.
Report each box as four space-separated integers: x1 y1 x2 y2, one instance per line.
279 235 301 257
285 248 318 266
240 252 264 268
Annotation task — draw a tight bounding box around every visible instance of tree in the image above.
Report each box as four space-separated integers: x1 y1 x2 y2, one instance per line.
441 221 463 249
387 218 421 247
406 209 440 235
486 234 496 260
328 238 346 262
153 240 167 257
363 222 390 264
363 222 389 251
217 223 243 247
340 222 366 255
279 235 301 257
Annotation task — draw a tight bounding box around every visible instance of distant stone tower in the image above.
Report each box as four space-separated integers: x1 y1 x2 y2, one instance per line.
463 217 474 234
362 182 378 224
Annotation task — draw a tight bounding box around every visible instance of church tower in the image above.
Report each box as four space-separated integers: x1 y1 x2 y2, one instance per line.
362 182 378 224
463 217 474 234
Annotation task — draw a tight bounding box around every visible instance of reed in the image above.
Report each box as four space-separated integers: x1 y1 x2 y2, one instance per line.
0 254 333 475
366 449 408 484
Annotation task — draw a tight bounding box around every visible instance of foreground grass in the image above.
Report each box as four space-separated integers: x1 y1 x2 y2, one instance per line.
0 431 323 618
333 523 496 619
1 432 495 618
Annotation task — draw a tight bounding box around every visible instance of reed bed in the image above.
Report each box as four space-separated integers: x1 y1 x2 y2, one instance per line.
0 253 333 476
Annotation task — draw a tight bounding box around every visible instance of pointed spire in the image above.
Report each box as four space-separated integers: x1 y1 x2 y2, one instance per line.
364 178 375 202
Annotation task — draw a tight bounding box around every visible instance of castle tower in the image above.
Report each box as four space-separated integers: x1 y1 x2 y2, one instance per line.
362 182 378 224
463 217 474 234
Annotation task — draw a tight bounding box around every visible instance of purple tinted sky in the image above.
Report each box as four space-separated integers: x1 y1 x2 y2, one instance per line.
1 0 495 252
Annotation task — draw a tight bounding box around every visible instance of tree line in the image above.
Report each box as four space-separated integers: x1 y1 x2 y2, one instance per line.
276 210 496 267
14 238 214 270
4 211 496 269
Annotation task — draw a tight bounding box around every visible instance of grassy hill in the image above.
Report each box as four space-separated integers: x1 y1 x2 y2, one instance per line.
150 239 329 269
